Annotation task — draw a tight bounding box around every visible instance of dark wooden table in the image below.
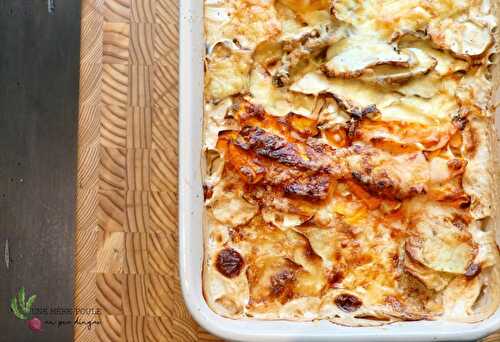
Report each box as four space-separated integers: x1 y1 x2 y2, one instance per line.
0 0 81 341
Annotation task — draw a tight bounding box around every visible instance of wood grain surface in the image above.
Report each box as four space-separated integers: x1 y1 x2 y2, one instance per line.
75 0 220 340
75 0 500 341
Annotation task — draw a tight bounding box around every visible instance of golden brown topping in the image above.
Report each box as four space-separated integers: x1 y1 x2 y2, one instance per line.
356 119 458 152
360 48 437 86
216 248 245 278
203 184 214 201
324 126 349 147
348 149 429 200
334 293 363 312
239 102 265 121
203 0 497 323
218 106 449 203
285 114 319 137
284 174 332 201
239 126 312 168
327 269 345 288
247 256 301 305
270 269 297 299
346 180 381 210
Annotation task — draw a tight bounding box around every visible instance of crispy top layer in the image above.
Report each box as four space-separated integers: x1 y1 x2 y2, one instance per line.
203 0 498 324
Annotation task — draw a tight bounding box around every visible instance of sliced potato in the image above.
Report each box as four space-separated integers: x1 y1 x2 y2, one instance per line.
456 67 493 112
321 42 410 79
329 0 360 23
250 67 317 117
428 19 493 60
470 224 499 269
442 275 483 320
209 178 259 226
378 93 458 125
204 98 239 149
406 202 476 275
400 41 469 76
206 0 281 50
205 0 235 47
462 117 495 219
205 43 252 101
360 48 437 85
262 207 312 230
291 71 458 125
396 73 446 99
291 71 385 116
273 26 339 87
404 254 453 291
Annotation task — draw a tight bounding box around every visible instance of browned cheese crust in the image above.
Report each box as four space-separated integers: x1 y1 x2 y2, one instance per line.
202 0 500 325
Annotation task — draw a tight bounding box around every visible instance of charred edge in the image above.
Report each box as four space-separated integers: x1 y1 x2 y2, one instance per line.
351 171 397 197
245 103 265 120
452 114 469 131
272 71 289 88
273 29 324 87
329 93 379 119
283 175 331 201
346 118 359 138
270 269 296 302
459 195 472 209
464 263 481 278
320 64 365 79
329 95 378 139
203 184 214 201
328 269 345 289
350 104 380 120
216 248 245 278
239 126 311 169
335 294 363 312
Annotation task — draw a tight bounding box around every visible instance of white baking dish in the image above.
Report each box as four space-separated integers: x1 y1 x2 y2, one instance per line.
178 0 500 340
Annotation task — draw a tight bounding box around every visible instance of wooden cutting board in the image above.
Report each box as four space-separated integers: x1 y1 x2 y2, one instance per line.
75 0 220 340
75 0 500 341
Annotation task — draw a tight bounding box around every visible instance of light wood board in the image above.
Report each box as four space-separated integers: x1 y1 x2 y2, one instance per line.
74 0 500 341
75 0 220 340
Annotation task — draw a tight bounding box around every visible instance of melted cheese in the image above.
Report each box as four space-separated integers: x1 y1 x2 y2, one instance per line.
203 0 498 325
206 0 281 50
291 71 458 124
209 175 259 226
205 44 252 100
250 67 317 117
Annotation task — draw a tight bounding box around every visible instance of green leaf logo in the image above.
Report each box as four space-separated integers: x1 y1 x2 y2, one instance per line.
10 287 37 321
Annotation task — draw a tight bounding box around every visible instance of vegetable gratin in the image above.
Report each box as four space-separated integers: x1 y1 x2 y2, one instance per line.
202 0 499 325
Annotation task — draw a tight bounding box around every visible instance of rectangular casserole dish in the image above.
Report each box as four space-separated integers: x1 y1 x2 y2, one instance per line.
178 0 500 340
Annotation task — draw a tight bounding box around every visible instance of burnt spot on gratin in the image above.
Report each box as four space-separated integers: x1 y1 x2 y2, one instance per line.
216 247 245 278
